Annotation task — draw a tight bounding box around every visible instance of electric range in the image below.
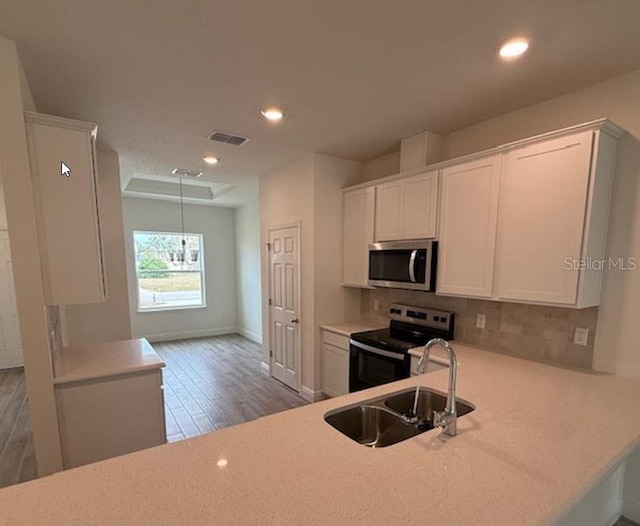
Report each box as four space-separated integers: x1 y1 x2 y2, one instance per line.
349 303 455 392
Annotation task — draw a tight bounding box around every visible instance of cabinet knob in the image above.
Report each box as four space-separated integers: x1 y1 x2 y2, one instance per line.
290 318 299 324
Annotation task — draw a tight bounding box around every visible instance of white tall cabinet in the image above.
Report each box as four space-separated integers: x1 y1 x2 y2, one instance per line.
25 112 106 306
375 170 438 241
437 155 502 298
342 186 375 287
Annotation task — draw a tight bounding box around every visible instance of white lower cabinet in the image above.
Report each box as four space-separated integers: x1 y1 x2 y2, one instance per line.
321 330 350 397
56 369 166 469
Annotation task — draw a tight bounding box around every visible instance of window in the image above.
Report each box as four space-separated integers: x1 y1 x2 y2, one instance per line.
133 231 205 311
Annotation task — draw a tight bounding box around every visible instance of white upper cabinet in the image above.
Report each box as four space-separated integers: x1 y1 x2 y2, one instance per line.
375 170 438 241
342 186 375 287
25 112 106 306
437 155 502 298
342 119 621 308
494 130 617 307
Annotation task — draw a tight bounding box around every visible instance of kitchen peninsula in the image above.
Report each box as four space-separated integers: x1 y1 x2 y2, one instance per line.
1 343 639 525
53 338 166 469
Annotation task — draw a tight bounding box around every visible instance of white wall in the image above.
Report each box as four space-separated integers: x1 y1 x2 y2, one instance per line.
0 36 63 475
122 197 238 341
234 181 262 344
260 154 362 396
438 68 640 380
312 154 362 389
63 151 132 346
260 156 315 387
361 150 400 182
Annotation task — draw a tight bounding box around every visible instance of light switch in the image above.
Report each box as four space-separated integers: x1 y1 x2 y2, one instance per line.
476 314 487 329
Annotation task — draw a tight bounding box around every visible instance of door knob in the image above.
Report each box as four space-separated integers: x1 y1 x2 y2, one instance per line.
290 318 299 324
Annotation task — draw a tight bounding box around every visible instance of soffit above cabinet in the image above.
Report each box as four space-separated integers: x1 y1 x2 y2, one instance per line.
343 118 625 193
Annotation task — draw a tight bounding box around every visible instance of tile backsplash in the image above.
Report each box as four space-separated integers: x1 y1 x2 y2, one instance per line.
360 289 598 369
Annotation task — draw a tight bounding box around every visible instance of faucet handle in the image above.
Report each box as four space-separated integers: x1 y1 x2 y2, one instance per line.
432 409 455 428
432 410 446 428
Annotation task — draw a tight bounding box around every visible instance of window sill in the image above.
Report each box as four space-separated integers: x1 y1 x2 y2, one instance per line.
137 304 207 314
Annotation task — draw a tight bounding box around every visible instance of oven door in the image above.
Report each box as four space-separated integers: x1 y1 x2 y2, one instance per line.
368 240 436 291
349 340 411 393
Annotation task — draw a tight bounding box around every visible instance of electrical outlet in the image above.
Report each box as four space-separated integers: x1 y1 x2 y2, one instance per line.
476 314 487 329
574 327 589 346
373 299 379 311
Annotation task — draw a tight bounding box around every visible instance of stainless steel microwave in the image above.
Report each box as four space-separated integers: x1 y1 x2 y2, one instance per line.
368 240 437 291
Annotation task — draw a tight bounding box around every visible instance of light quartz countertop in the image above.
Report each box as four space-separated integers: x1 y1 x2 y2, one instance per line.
320 322 383 337
3 343 640 525
54 338 164 385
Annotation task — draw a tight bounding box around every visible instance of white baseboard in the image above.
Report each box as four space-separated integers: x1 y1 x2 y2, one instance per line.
144 326 238 343
301 386 327 403
237 327 263 344
260 361 270 375
604 509 623 526
623 499 640 523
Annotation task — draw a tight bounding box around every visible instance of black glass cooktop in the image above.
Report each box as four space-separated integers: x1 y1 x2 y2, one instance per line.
350 321 448 355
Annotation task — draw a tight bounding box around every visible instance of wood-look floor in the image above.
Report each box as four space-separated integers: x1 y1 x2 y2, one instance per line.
0 334 305 490
0 368 37 489
153 334 307 442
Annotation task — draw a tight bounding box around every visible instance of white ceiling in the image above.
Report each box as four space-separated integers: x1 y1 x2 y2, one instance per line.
2 0 640 204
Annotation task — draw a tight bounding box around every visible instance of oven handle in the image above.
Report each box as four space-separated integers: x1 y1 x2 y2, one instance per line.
409 249 417 283
350 340 405 361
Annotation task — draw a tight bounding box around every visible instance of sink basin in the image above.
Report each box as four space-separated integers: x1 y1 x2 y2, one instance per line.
324 387 474 447
384 388 475 422
324 405 422 448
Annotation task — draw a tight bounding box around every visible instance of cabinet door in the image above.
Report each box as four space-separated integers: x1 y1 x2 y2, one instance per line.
26 114 106 305
56 369 166 469
437 155 501 298
403 170 438 239
343 187 375 287
375 180 404 241
322 342 349 397
494 131 593 305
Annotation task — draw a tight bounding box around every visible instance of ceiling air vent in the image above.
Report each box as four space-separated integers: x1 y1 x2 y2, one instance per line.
171 168 203 178
208 130 250 147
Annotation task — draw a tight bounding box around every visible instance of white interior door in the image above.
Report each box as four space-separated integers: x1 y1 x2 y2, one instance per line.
268 226 300 391
0 231 23 369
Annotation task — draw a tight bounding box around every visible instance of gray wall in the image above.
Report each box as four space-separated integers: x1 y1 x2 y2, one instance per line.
122 197 237 341
64 151 132 346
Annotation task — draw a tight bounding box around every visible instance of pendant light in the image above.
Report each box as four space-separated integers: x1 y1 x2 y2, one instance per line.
169 178 199 266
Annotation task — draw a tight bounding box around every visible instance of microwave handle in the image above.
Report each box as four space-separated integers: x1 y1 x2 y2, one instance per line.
409 249 417 283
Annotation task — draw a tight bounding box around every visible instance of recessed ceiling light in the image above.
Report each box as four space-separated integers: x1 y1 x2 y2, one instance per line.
203 156 219 165
261 108 284 122
499 38 529 60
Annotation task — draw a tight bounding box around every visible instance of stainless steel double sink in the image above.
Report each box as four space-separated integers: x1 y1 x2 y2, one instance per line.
324 387 474 448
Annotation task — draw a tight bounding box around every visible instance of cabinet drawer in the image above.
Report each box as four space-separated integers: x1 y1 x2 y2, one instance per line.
322 330 350 350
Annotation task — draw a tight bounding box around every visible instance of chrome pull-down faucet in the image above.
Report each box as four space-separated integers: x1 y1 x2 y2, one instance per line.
417 338 458 436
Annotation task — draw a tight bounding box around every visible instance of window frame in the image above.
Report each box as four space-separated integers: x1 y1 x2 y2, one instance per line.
132 230 207 313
